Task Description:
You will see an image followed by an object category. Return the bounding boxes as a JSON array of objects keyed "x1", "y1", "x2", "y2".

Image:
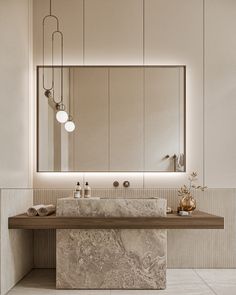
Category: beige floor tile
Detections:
[
  {"x1": 167, "y1": 269, "x2": 204, "y2": 285},
  {"x1": 208, "y1": 284, "x2": 236, "y2": 295},
  {"x1": 195, "y1": 269, "x2": 236, "y2": 284},
  {"x1": 195, "y1": 269, "x2": 236, "y2": 295},
  {"x1": 110, "y1": 292, "x2": 151, "y2": 295},
  {"x1": 10, "y1": 289, "x2": 112, "y2": 295},
  {"x1": 7, "y1": 269, "x2": 111, "y2": 295},
  {"x1": 15, "y1": 268, "x2": 56, "y2": 289},
  {"x1": 7, "y1": 269, "x2": 221, "y2": 295},
  {"x1": 110, "y1": 283, "x2": 214, "y2": 295},
  {"x1": 110, "y1": 270, "x2": 215, "y2": 295},
  {"x1": 162, "y1": 283, "x2": 214, "y2": 295}
]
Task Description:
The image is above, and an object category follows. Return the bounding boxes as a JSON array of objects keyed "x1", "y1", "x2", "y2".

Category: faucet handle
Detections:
[
  {"x1": 113, "y1": 181, "x2": 119, "y2": 188},
  {"x1": 123, "y1": 181, "x2": 130, "y2": 188}
]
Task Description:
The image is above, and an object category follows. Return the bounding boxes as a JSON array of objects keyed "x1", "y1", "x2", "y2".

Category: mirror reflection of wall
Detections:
[{"x1": 37, "y1": 66, "x2": 185, "y2": 172}]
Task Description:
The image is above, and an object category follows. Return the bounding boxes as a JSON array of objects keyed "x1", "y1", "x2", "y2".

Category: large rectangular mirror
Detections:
[{"x1": 37, "y1": 66, "x2": 186, "y2": 172}]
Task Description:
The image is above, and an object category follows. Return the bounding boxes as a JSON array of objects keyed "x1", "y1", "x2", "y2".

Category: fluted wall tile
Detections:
[
  {"x1": 33, "y1": 188, "x2": 236, "y2": 268},
  {"x1": 34, "y1": 230, "x2": 56, "y2": 268}
]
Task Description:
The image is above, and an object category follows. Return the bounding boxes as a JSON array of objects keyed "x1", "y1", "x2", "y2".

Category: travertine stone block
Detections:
[{"x1": 56, "y1": 198, "x2": 167, "y2": 289}]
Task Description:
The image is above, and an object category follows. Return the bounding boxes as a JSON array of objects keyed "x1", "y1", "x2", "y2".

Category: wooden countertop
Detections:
[{"x1": 8, "y1": 211, "x2": 224, "y2": 229}]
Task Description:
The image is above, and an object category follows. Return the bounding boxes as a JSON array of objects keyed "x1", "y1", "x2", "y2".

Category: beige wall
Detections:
[
  {"x1": 205, "y1": 0, "x2": 236, "y2": 187},
  {"x1": 32, "y1": 0, "x2": 236, "y2": 188},
  {"x1": 0, "y1": 0, "x2": 32, "y2": 188},
  {"x1": 0, "y1": 2, "x2": 33, "y2": 294},
  {"x1": 0, "y1": 189, "x2": 33, "y2": 295},
  {"x1": 33, "y1": 0, "x2": 204, "y2": 188}
]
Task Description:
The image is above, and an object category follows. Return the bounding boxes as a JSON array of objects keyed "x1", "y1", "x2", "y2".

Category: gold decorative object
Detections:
[
  {"x1": 178, "y1": 193, "x2": 196, "y2": 212},
  {"x1": 177, "y1": 172, "x2": 207, "y2": 212}
]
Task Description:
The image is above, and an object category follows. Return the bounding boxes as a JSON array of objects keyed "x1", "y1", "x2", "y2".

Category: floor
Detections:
[{"x1": 7, "y1": 269, "x2": 236, "y2": 295}]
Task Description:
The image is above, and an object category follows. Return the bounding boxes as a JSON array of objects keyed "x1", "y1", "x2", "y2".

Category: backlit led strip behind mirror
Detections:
[{"x1": 37, "y1": 65, "x2": 186, "y2": 173}]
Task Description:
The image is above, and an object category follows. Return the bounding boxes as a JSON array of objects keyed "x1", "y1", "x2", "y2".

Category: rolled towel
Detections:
[
  {"x1": 27, "y1": 204, "x2": 45, "y2": 216},
  {"x1": 37, "y1": 204, "x2": 56, "y2": 216}
]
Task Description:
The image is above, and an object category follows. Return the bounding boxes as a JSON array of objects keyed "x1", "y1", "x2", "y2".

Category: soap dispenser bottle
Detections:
[
  {"x1": 74, "y1": 182, "x2": 82, "y2": 198},
  {"x1": 84, "y1": 182, "x2": 91, "y2": 198}
]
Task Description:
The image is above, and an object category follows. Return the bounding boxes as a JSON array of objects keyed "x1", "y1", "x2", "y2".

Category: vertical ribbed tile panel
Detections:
[
  {"x1": 34, "y1": 230, "x2": 56, "y2": 268},
  {"x1": 168, "y1": 189, "x2": 236, "y2": 268},
  {"x1": 34, "y1": 189, "x2": 73, "y2": 205},
  {"x1": 33, "y1": 188, "x2": 236, "y2": 268},
  {"x1": 33, "y1": 189, "x2": 74, "y2": 268}
]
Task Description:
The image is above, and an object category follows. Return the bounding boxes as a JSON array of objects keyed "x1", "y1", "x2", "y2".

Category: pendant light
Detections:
[
  {"x1": 65, "y1": 118, "x2": 75, "y2": 132},
  {"x1": 56, "y1": 103, "x2": 68, "y2": 123},
  {"x1": 56, "y1": 108, "x2": 68, "y2": 123},
  {"x1": 65, "y1": 68, "x2": 75, "y2": 132},
  {"x1": 42, "y1": 0, "x2": 68, "y2": 123}
]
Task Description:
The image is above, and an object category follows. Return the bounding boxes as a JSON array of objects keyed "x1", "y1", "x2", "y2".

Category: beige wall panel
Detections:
[
  {"x1": 145, "y1": 67, "x2": 180, "y2": 171},
  {"x1": 84, "y1": 172, "x2": 144, "y2": 188},
  {"x1": 33, "y1": 0, "x2": 236, "y2": 190},
  {"x1": 144, "y1": 0, "x2": 203, "y2": 186},
  {"x1": 73, "y1": 68, "x2": 109, "y2": 171},
  {"x1": 1, "y1": 189, "x2": 33, "y2": 295},
  {"x1": 0, "y1": 0, "x2": 31, "y2": 188},
  {"x1": 205, "y1": 0, "x2": 236, "y2": 187},
  {"x1": 33, "y1": 0, "x2": 202, "y2": 188},
  {"x1": 33, "y1": 172, "x2": 84, "y2": 189},
  {"x1": 110, "y1": 68, "x2": 144, "y2": 171},
  {"x1": 33, "y1": 0, "x2": 83, "y2": 65},
  {"x1": 84, "y1": 0, "x2": 143, "y2": 64}
]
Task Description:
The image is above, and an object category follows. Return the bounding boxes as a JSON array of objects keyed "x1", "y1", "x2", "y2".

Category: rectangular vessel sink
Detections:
[{"x1": 56, "y1": 197, "x2": 166, "y2": 217}]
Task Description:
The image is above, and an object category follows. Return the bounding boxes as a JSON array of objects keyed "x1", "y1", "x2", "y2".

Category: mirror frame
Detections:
[{"x1": 36, "y1": 65, "x2": 186, "y2": 173}]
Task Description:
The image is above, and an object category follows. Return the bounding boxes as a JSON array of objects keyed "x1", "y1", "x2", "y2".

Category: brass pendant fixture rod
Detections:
[
  {"x1": 52, "y1": 29, "x2": 64, "y2": 104},
  {"x1": 42, "y1": 0, "x2": 65, "y2": 107},
  {"x1": 42, "y1": 0, "x2": 59, "y2": 92},
  {"x1": 64, "y1": 67, "x2": 76, "y2": 132},
  {"x1": 68, "y1": 68, "x2": 71, "y2": 117}
]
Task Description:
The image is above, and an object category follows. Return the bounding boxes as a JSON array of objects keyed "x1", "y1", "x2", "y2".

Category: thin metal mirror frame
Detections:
[{"x1": 37, "y1": 65, "x2": 186, "y2": 173}]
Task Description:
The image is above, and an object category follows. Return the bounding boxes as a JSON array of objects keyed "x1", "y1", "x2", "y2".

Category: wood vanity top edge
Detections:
[{"x1": 8, "y1": 211, "x2": 224, "y2": 229}]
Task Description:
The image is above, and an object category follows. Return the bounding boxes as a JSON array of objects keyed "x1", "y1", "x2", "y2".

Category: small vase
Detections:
[{"x1": 178, "y1": 193, "x2": 196, "y2": 212}]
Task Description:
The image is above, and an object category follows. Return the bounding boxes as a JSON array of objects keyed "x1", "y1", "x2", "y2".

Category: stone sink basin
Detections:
[{"x1": 56, "y1": 197, "x2": 167, "y2": 217}]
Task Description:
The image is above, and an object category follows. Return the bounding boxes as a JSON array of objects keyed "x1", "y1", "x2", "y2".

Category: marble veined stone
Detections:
[
  {"x1": 57, "y1": 197, "x2": 166, "y2": 217},
  {"x1": 57, "y1": 228, "x2": 166, "y2": 289},
  {"x1": 56, "y1": 198, "x2": 167, "y2": 289}
]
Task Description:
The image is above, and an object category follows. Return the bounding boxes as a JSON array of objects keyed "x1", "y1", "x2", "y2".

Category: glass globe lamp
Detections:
[
  {"x1": 56, "y1": 103, "x2": 68, "y2": 123},
  {"x1": 65, "y1": 120, "x2": 75, "y2": 132}
]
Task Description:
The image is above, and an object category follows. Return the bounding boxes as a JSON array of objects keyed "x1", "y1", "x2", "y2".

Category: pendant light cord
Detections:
[
  {"x1": 69, "y1": 68, "x2": 71, "y2": 118},
  {"x1": 42, "y1": 0, "x2": 64, "y2": 106},
  {"x1": 52, "y1": 30, "x2": 64, "y2": 104},
  {"x1": 42, "y1": 0, "x2": 59, "y2": 93},
  {"x1": 49, "y1": 0, "x2": 52, "y2": 16}
]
